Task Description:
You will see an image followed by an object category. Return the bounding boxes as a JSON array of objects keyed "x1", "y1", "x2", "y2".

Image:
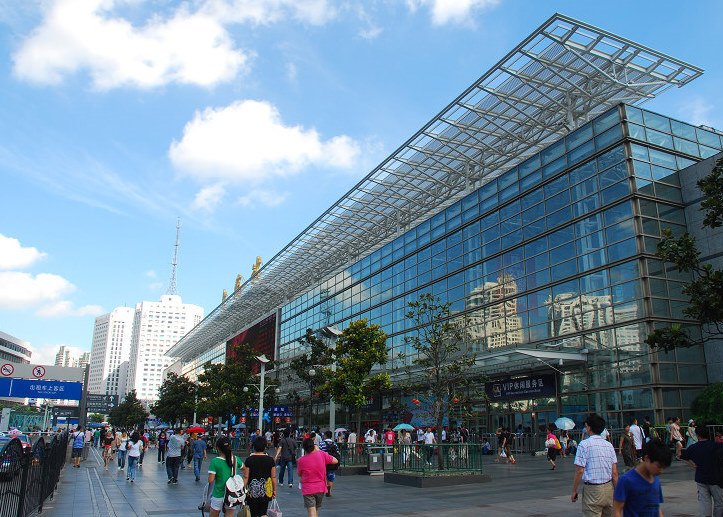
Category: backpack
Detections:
[
  {"x1": 223, "y1": 457, "x2": 246, "y2": 508},
  {"x1": 323, "y1": 441, "x2": 341, "y2": 471}
]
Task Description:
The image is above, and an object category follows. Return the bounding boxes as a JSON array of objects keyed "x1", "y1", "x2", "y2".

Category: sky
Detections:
[{"x1": 1, "y1": 0, "x2": 722, "y2": 366}]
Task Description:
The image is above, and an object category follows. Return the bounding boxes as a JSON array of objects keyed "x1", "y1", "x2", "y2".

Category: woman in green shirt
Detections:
[{"x1": 207, "y1": 436, "x2": 243, "y2": 517}]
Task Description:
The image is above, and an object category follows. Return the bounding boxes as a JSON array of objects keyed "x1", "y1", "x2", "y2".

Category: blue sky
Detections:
[{"x1": 1, "y1": 0, "x2": 721, "y2": 365}]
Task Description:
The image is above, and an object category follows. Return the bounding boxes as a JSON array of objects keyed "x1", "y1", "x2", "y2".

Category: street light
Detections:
[
  {"x1": 318, "y1": 326, "x2": 341, "y2": 431},
  {"x1": 308, "y1": 368, "x2": 316, "y2": 430},
  {"x1": 243, "y1": 355, "x2": 280, "y2": 432}
]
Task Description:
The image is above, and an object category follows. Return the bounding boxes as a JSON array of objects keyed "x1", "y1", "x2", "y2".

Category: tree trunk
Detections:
[{"x1": 436, "y1": 400, "x2": 444, "y2": 470}]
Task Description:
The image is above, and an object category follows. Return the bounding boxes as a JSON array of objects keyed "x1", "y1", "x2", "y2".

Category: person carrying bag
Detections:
[{"x1": 207, "y1": 436, "x2": 245, "y2": 517}]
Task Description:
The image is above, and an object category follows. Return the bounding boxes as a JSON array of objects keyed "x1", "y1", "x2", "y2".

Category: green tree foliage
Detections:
[
  {"x1": 404, "y1": 293, "x2": 477, "y2": 450},
  {"x1": 150, "y1": 372, "x2": 198, "y2": 426},
  {"x1": 646, "y1": 158, "x2": 723, "y2": 351},
  {"x1": 323, "y1": 319, "x2": 391, "y2": 434},
  {"x1": 108, "y1": 390, "x2": 149, "y2": 430},
  {"x1": 690, "y1": 382, "x2": 723, "y2": 423},
  {"x1": 196, "y1": 342, "x2": 256, "y2": 430},
  {"x1": 288, "y1": 329, "x2": 334, "y2": 424},
  {"x1": 88, "y1": 413, "x2": 105, "y2": 423}
]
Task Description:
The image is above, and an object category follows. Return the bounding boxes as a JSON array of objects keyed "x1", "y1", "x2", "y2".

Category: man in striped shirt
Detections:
[{"x1": 571, "y1": 413, "x2": 619, "y2": 516}]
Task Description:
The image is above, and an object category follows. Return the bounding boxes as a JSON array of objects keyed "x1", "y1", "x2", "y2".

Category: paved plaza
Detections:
[{"x1": 41, "y1": 446, "x2": 701, "y2": 516}]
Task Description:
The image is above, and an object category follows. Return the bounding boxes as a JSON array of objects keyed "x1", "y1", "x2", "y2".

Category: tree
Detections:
[
  {"x1": 288, "y1": 329, "x2": 334, "y2": 428},
  {"x1": 690, "y1": 382, "x2": 723, "y2": 423},
  {"x1": 323, "y1": 319, "x2": 391, "y2": 435},
  {"x1": 404, "y1": 293, "x2": 477, "y2": 452},
  {"x1": 646, "y1": 157, "x2": 723, "y2": 351},
  {"x1": 88, "y1": 413, "x2": 105, "y2": 423},
  {"x1": 151, "y1": 372, "x2": 197, "y2": 426},
  {"x1": 196, "y1": 342, "x2": 257, "y2": 431},
  {"x1": 108, "y1": 390, "x2": 149, "y2": 429}
]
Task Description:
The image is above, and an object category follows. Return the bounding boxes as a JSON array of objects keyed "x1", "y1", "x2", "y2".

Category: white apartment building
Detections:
[
  {"x1": 127, "y1": 295, "x2": 203, "y2": 403},
  {"x1": 89, "y1": 307, "x2": 134, "y2": 397},
  {"x1": 55, "y1": 346, "x2": 91, "y2": 369}
]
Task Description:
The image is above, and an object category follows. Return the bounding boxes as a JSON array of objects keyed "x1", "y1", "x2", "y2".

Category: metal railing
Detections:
[
  {"x1": 391, "y1": 443, "x2": 484, "y2": 473},
  {"x1": 0, "y1": 431, "x2": 68, "y2": 517}
]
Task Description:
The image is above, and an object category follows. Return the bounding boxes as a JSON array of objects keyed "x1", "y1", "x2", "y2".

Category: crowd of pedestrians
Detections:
[{"x1": 64, "y1": 417, "x2": 722, "y2": 517}]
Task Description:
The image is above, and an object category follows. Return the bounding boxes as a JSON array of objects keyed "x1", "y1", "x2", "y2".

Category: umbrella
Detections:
[
  {"x1": 393, "y1": 423, "x2": 415, "y2": 432},
  {"x1": 187, "y1": 425, "x2": 205, "y2": 434},
  {"x1": 554, "y1": 417, "x2": 576, "y2": 431},
  {"x1": 334, "y1": 428, "x2": 347, "y2": 434}
]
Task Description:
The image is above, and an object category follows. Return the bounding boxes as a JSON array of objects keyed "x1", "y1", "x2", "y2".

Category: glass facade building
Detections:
[
  {"x1": 168, "y1": 15, "x2": 720, "y2": 432},
  {"x1": 271, "y1": 104, "x2": 721, "y2": 430}
]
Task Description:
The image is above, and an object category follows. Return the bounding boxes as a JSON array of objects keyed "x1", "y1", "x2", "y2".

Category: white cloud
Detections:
[
  {"x1": 202, "y1": 0, "x2": 337, "y2": 26},
  {"x1": 237, "y1": 189, "x2": 289, "y2": 208},
  {"x1": 406, "y1": 0, "x2": 499, "y2": 25},
  {"x1": 0, "y1": 272, "x2": 75, "y2": 309},
  {"x1": 359, "y1": 25, "x2": 383, "y2": 40},
  {"x1": 13, "y1": 0, "x2": 249, "y2": 89},
  {"x1": 192, "y1": 184, "x2": 226, "y2": 213},
  {"x1": 169, "y1": 100, "x2": 360, "y2": 183},
  {"x1": 0, "y1": 234, "x2": 47, "y2": 270},
  {"x1": 145, "y1": 270, "x2": 157, "y2": 279},
  {"x1": 286, "y1": 62, "x2": 298, "y2": 83},
  {"x1": 148, "y1": 281, "x2": 164, "y2": 292},
  {"x1": 36, "y1": 301, "x2": 105, "y2": 318},
  {"x1": 678, "y1": 97, "x2": 717, "y2": 127}
]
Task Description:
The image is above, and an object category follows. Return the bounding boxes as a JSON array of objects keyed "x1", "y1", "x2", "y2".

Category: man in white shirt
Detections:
[
  {"x1": 571, "y1": 414, "x2": 619, "y2": 516},
  {"x1": 347, "y1": 431, "x2": 357, "y2": 444},
  {"x1": 423, "y1": 427, "x2": 436, "y2": 465},
  {"x1": 628, "y1": 418, "x2": 645, "y2": 460}
]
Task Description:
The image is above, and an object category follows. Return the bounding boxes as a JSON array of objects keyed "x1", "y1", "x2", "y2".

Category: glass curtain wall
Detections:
[{"x1": 275, "y1": 104, "x2": 721, "y2": 428}]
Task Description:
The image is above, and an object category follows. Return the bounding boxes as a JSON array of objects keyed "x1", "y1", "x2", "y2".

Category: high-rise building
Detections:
[
  {"x1": 54, "y1": 345, "x2": 91, "y2": 369},
  {"x1": 0, "y1": 331, "x2": 32, "y2": 364},
  {"x1": 89, "y1": 307, "x2": 134, "y2": 397},
  {"x1": 127, "y1": 295, "x2": 203, "y2": 402},
  {"x1": 78, "y1": 352, "x2": 90, "y2": 369},
  {"x1": 54, "y1": 345, "x2": 71, "y2": 367}
]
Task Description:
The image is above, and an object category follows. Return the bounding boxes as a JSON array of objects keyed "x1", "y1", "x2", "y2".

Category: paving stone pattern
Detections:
[{"x1": 42, "y1": 446, "x2": 700, "y2": 516}]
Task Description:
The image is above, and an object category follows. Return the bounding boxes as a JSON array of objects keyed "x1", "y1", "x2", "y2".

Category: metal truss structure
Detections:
[{"x1": 167, "y1": 13, "x2": 702, "y2": 362}]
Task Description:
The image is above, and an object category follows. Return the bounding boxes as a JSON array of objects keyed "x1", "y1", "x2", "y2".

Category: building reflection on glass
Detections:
[{"x1": 466, "y1": 273, "x2": 523, "y2": 351}]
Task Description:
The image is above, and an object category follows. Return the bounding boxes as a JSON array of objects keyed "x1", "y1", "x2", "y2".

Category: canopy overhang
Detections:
[{"x1": 168, "y1": 13, "x2": 702, "y2": 362}]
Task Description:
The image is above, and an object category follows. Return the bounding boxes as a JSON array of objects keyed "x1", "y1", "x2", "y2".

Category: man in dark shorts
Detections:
[{"x1": 71, "y1": 425, "x2": 85, "y2": 468}]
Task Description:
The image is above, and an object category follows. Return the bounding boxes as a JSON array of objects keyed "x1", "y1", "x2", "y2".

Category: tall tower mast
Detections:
[{"x1": 166, "y1": 218, "x2": 180, "y2": 295}]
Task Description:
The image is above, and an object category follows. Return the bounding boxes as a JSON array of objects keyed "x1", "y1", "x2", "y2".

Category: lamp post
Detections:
[
  {"x1": 243, "y1": 355, "x2": 279, "y2": 432},
  {"x1": 308, "y1": 368, "x2": 316, "y2": 430},
  {"x1": 319, "y1": 326, "x2": 342, "y2": 432}
]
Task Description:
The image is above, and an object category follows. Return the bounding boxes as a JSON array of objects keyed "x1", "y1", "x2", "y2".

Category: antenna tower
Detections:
[{"x1": 166, "y1": 218, "x2": 180, "y2": 295}]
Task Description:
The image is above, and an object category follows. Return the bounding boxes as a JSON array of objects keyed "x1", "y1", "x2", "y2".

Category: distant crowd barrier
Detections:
[{"x1": 0, "y1": 431, "x2": 68, "y2": 517}]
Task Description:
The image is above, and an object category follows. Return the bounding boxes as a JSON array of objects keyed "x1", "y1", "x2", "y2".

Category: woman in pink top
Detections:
[{"x1": 296, "y1": 438, "x2": 338, "y2": 517}]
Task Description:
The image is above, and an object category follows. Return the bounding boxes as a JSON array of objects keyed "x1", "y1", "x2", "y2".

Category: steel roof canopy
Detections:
[{"x1": 167, "y1": 13, "x2": 703, "y2": 362}]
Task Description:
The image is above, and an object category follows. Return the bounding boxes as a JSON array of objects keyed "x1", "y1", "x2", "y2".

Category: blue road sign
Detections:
[{"x1": 0, "y1": 378, "x2": 83, "y2": 400}]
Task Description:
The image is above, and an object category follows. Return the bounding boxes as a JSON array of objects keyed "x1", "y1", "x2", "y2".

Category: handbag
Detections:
[
  {"x1": 544, "y1": 438, "x2": 555, "y2": 448},
  {"x1": 267, "y1": 498, "x2": 283, "y2": 517},
  {"x1": 197, "y1": 482, "x2": 213, "y2": 513}
]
